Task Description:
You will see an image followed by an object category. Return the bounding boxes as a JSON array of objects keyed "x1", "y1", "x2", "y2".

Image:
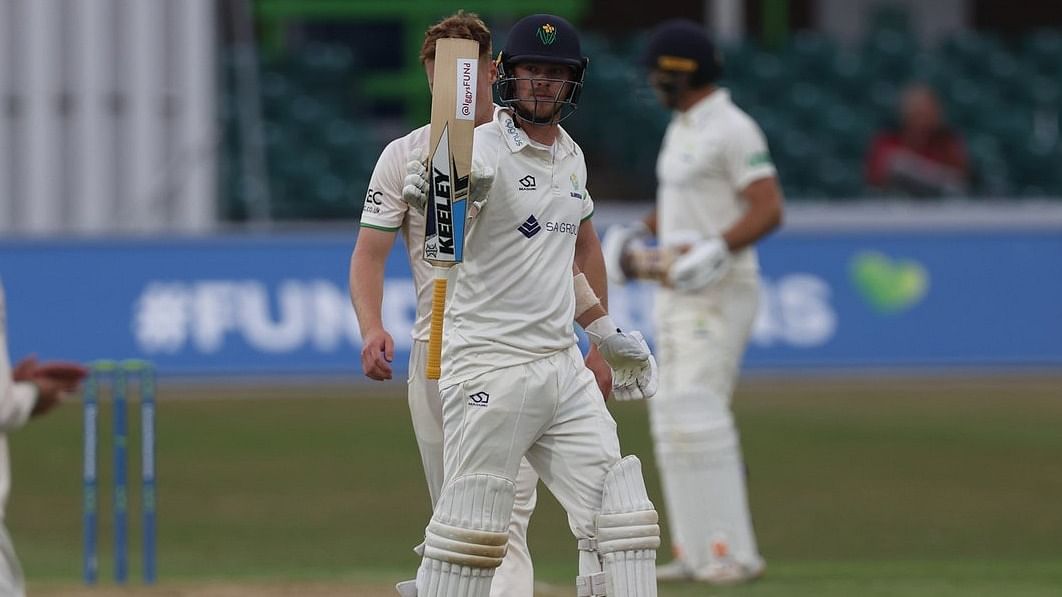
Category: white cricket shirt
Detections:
[
  {"x1": 656, "y1": 88, "x2": 776, "y2": 272},
  {"x1": 440, "y1": 107, "x2": 594, "y2": 386},
  {"x1": 358, "y1": 125, "x2": 434, "y2": 341}
]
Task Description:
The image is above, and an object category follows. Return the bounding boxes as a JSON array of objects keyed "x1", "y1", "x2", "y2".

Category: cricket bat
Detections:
[{"x1": 424, "y1": 38, "x2": 479, "y2": 380}]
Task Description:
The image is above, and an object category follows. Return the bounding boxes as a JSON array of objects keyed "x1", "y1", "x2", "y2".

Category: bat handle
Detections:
[{"x1": 426, "y1": 268, "x2": 448, "y2": 380}]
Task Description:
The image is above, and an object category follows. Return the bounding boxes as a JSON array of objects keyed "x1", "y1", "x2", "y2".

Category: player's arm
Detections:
[
  {"x1": 349, "y1": 227, "x2": 400, "y2": 381},
  {"x1": 722, "y1": 175, "x2": 783, "y2": 251},
  {"x1": 572, "y1": 268, "x2": 657, "y2": 401},
  {"x1": 351, "y1": 137, "x2": 408, "y2": 381}
]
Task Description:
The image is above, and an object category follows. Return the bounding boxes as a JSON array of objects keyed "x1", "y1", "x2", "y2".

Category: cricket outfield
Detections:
[{"x1": 12, "y1": 375, "x2": 1062, "y2": 596}]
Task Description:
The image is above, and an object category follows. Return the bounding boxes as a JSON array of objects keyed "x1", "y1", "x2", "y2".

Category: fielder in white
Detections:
[
  {"x1": 349, "y1": 12, "x2": 613, "y2": 597},
  {"x1": 602, "y1": 19, "x2": 784, "y2": 586},
  {"x1": 400, "y1": 14, "x2": 661, "y2": 597},
  {"x1": 0, "y1": 281, "x2": 86, "y2": 596}
]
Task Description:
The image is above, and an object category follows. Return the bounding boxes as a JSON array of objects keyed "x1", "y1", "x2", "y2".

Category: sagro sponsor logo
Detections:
[
  {"x1": 518, "y1": 175, "x2": 536, "y2": 190},
  {"x1": 518, "y1": 215, "x2": 542, "y2": 238},
  {"x1": 468, "y1": 391, "x2": 490, "y2": 407},
  {"x1": 545, "y1": 220, "x2": 578, "y2": 236}
]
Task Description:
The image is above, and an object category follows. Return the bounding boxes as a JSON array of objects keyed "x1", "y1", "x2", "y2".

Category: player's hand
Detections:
[
  {"x1": 584, "y1": 345, "x2": 613, "y2": 400},
  {"x1": 467, "y1": 167, "x2": 495, "y2": 220},
  {"x1": 401, "y1": 150, "x2": 429, "y2": 215},
  {"x1": 668, "y1": 235, "x2": 731, "y2": 292},
  {"x1": 610, "y1": 331, "x2": 658, "y2": 401},
  {"x1": 12, "y1": 355, "x2": 38, "y2": 382},
  {"x1": 360, "y1": 328, "x2": 395, "y2": 381},
  {"x1": 584, "y1": 317, "x2": 656, "y2": 400},
  {"x1": 601, "y1": 222, "x2": 650, "y2": 284},
  {"x1": 27, "y1": 359, "x2": 87, "y2": 417}
]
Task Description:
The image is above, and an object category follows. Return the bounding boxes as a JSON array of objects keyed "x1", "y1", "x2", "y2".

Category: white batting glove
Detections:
[
  {"x1": 466, "y1": 167, "x2": 495, "y2": 220},
  {"x1": 402, "y1": 150, "x2": 494, "y2": 221},
  {"x1": 601, "y1": 222, "x2": 650, "y2": 284},
  {"x1": 668, "y1": 235, "x2": 731, "y2": 292},
  {"x1": 401, "y1": 150, "x2": 429, "y2": 215},
  {"x1": 585, "y1": 316, "x2": 657, "y2": 400},
  {"x1": 611, "y1": 331, "x2": 658, "y2": 400}
]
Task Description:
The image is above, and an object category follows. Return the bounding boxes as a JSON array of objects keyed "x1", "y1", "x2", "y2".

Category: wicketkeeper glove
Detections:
[
  {"x1": 601, "y1": 222, "x2": 651, "y2": 284},
  {"x1": 668, "y1": 235, "x2": 731, "y2": 292},
  {"x1": 585, "y1": 316, "x2": 658, "y2": 400},
  {"x1": 401, "y1": 150, "x2": 495, "y2": 219}
]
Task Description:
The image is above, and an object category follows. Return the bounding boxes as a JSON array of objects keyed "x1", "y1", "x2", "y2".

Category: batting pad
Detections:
[
  {"x1": 419, "y1": 474, "x2": 515, "y2": 597},
  {"x1": 594, "y1": 456, "x2": 660, "y2": 597}
]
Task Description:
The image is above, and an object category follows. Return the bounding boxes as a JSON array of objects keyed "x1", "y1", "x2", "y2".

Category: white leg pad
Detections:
[
  {"x1": 579, "y1": 456, "x2": 660, "y2": 597},
  {"x1": 418, "y1": 474, "x2": 515, "y2": 597}
]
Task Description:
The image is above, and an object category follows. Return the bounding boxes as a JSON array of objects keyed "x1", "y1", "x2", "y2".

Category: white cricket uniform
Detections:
[
  {"x1": 359, "y1": 123, "x2": 538, "y2": 596},
  {"x1": 651, "y1": 89, "x2": 776, "y2": 572},
  {"x1": 436, "y1": 106, "x2": 618, "y2": 541},
  {"x1": 0, "y1": 282, "x2": 36, "y2": 597}
]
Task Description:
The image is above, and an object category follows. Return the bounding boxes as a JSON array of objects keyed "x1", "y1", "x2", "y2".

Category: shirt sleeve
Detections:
[
  {"x1": 580, "y1": 163, "x2": 594, "y2": 221},
  {"x1": 359, "y1": 138, "x2": 410, "y2": 231},
  {"x1": 723, "y1": 117, "x2": 777, "y2": 191}
]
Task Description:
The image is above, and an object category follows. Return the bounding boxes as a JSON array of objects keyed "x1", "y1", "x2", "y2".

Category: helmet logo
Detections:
[{"x1": 537, "y1": 23, "x2": 557, "y2": 45}]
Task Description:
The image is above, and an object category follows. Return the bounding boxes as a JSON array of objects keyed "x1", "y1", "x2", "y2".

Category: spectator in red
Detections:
[{"x1": 866, "y1": 83, "x2": 969, "y2": 197}]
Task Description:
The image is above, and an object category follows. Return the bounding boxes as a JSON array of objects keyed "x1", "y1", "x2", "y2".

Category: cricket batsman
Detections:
[
  {"x1": 602, "y1": 19, "x2": 785, "y2": 585},
  {"x1": 400, "y1": 14, "x2": 661, "y2": 597}
]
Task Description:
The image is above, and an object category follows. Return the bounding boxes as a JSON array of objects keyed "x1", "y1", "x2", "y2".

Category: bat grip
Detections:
[{"x1": 426, "y1": 269, "x2": 448, "y2": 380}]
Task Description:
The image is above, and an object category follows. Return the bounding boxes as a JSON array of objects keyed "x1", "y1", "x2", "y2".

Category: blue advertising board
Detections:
[{"x1": 2, "y1": 229, "x2": 1060, "y2": 377}]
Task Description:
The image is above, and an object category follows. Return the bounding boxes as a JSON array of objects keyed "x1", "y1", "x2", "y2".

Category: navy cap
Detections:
[{"x1": 644, "y1": 19, "x2": 723, "y2": 84}]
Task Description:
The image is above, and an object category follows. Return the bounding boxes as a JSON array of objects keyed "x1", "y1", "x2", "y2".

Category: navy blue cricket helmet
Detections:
[
  {"x1": 643, "y1": 19, "x2": 723, "y2": 86},
  {"x1": 495, "y1": 14, "x2": 589, "y2": 124}
]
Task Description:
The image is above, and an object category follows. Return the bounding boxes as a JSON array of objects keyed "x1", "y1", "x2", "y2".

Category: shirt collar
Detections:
[
  {"x1": 678, "y1": 87, "x2": 730, "y2": 126},
  {"x1": 495, "y1": 106, "x2": 576, "y2": 157}
]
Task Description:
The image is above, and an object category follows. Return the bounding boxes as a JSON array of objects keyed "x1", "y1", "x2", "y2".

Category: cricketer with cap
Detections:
[{"x1": 602, "y1": 18, "x2": 785, "y2": 586}]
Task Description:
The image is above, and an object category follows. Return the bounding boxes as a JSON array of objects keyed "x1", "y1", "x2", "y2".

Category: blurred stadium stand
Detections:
[{"x1": 218, "y1": 5, "x2": 1061, "y2": 221}]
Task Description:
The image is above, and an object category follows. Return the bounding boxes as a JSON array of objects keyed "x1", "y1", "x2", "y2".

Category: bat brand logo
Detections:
[
  {"x1": 518, "y1": 215, "x2": 542, "y2": 238},
  {"x1": 424, "y1": 125, "x2": 468, "y2": 262},
  {"x1": 431, "y1": 167, "x2": 455, "y2": 256},
  {"x1": 518, "y1": 175, "x2": 536, "y2": 190},
  {"x1": 537, "y1": 23, "x2": 557, "y2": 46},
  {"x1": 468, "y1": 391, "x2": 490, "y2": 406}
]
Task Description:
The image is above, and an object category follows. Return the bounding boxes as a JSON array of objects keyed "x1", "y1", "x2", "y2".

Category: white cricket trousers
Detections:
[
  {"x1": 650, "y1": 271, "x2": 763, "y2": 569},
  {"x1": 408, "y1": 340, "x2": 538, "y2": 596},
  {"x1": 0, "y1": 523, "x2": 25, "y2": 597},
  {"x1": 439, "y1": 344, "x2": 623, "y2": 544}
]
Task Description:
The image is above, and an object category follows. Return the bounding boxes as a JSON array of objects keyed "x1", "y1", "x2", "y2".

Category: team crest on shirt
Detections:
[{"x1": 569, "y1": 172, "x2": 586, "y2": 199}]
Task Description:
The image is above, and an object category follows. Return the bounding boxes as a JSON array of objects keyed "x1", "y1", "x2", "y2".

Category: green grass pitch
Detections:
[{"x1": 10, "y1": 375, "x2": 1062, "y2": 596}]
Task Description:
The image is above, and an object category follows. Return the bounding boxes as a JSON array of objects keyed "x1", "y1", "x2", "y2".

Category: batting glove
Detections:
[
  {"x1": 611, "y1": 331, "x2": 658, "y2": 401},
  {"x1": 585, "y1": 316, "x2": 658, "y2": 400},
  {"x1": 601, "y1": 222, "x2": 650, "y2": 284},
  {"x1": 668, "y1": 235, "x2": 731, "y2": 292},
  {"x1": 401, "y1": 150, "x2": 429, "y2": 215},
  {"x1": 466, "y1": 167, "x2": 495, "y2": 220},
  {"x1": 402, "y1": 151, "x2": 495, "y2": 221}
]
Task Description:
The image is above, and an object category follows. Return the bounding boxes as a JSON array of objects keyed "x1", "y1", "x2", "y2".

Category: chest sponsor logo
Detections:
[
  {"x1": 545, "y1": 221, "x2": 578, "y2": 235},
  {"x1": 518, "y1": 215, "x2": 542, "y2": 238},
  {"x1": 468, "y1": 391, "x2": 490, "y2": 407},
  {"x1": 518, "y1": 175, "x2": 536, "y2": 190}
]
